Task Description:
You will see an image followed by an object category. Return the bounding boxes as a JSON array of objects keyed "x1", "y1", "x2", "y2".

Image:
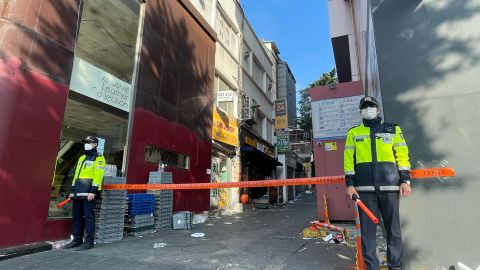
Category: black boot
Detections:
[
  {"x1": 75, "y1": 241, "x2": 94, "y2": 251},
  {"x1": 62, "y1": 240, "x2": 83, "y2": 249}
]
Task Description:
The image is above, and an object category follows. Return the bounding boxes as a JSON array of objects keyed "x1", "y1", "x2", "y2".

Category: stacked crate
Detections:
[
  {"x1": 125, "y1": 194, "x2": 155, "y2": 236},
  {"x1": 172, "y1": 211, "x2": 193, "y2": 230},
  {"x1": 147, "y1": 171, "x2": 173, "y2": 230},
  {"x1": 94, "y1": 177, "x2": 127, "y2": 244}
]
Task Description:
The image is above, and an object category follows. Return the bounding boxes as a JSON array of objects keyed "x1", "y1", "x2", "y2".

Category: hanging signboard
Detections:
[
  {"x1": 312, "y1": 95, "x2": 363, "y2": 140},
  {"x1": 274, "y1": 98, "x2": 288, "y2": 130},
  {"x1": 276, "y1": 134, "x2": 290, "y2": 153},
  {"x1": 212, "y1": 106, "x2": 239, "y2": 147},
  {"x1": 217, "y1": 91, "x2": 235, "y2": 102}
]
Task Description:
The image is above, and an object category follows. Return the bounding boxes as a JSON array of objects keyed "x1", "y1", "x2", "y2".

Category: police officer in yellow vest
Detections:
[
  {"x1": 344, "y1": 97, "x2": 412, "y2": 270},
  {"x1": 63, "y1": 136, "x2": 105, "y2": 251}
]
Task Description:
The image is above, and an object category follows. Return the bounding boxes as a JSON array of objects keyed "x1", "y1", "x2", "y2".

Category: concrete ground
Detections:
[{"x1": 0, "y1": 192, "x2": 356, "y2": 270}]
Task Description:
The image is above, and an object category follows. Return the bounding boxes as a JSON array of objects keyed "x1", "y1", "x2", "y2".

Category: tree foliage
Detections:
[{"x1": 297, "y1": 68, "x2": 337, "y2": 132}]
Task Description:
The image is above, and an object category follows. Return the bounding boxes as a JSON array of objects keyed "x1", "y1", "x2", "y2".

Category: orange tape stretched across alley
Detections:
[{"x1": 102, "y1": 167, "x2": 455, "y2": 190}]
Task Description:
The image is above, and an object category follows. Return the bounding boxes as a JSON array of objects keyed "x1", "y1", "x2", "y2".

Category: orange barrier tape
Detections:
[
  {"x1": 103, "y1": 176, "x2": 346, "y2": 190},
  {"x1": 102, "y1": 167, "x2": 455, "y2": 190},
  {"x1": 410, "y1": 167, "x2": 455, "y2": 178}
]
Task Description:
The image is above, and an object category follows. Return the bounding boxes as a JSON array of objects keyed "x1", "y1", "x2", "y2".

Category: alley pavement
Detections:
[{"x1": 0, "y1": 192, "x2": 356, "y2": 270}]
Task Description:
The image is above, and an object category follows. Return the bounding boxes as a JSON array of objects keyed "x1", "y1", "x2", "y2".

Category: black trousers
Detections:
[
  {"x1": 72, "y1": 198, "x2": 95, "y2": 244},
  {"x1": 358, "y1": 192, "x2": 403, "y2": 270}
]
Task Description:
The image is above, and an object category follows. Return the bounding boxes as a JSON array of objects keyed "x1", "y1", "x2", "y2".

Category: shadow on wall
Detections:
[
  {"x1": 136, "y1": 0, "x2": 214, "y2": 141},
  {"x1": 373, "y1": 0, "x2": 480, "y2": 267},
  {"x1": 7, "y1": 0, "x2": 80, "y2": 84},
  {"x1": 373, "y1": 0, "x2": 480, "y2": 188},
  {"x1": 0, "y1": 1, "x2": 80, "y2": 247}
]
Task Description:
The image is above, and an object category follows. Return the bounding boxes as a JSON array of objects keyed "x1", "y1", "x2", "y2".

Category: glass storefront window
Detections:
[
  {"x1": 145, "y1": 145, "x2": 190, "y2": 170},
  {"x1": 210, "y1": 153, "x2": 230, "y2": 209},
  {"x1": 48, "y1": 0, "x2": 142, "y2": 219}
]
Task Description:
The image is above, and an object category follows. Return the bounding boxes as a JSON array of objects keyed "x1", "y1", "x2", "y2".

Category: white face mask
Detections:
[
  {"x1": 84, "y1": 143, "x2": 93, "y2": 151},
  {"x1": 360, "y1": 107, "x2": 378, "y2": 120}
]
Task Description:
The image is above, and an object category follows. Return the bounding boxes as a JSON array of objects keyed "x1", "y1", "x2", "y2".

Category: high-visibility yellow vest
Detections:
[
  {"x1": 344, "y1": 121, "x2": 410, "y2": 191},
  {"x1": 71, "y1": 154, "x2": 106, "y2": 195}
]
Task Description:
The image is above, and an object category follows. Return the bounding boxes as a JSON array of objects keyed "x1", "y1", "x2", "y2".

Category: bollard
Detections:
[{"x1": 354, "y1": 203, "x2": 366, "y2": 270}]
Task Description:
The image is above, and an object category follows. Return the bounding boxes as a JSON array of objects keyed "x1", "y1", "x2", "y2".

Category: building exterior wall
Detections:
[
  {"x1": 329, "y1": 0, "x2": 480, "y2": 267},
  {"x1": 127, "y1": 0, "x2": 216, "y2": 213},
  {"x1": 0, "y1": 0, "x2": 216, "y2": 248},
  {"x1": 276, "y1": 61, "x2": 296, "y2": 127},
  {"x1": 328, "y1": 0, "x2": 382, "y2": 105},
  {"x1": 0, "y1": 0, "x2": 80, "y2": 249},
  {"x1": 188, "y1": 0, "x2": 243, "y2": 214},
  {"x1": 241, "y1": 18, "x2": 275, "y2": 143},
  {"x1": 372, "y1": 0, "x2": 480, "y2": 268}
]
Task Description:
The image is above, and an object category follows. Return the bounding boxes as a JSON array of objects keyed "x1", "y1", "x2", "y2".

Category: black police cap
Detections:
[
  {"x1": 359, "y1": 96, "x2": 379, "y2": 109},
  {"x1": 82, "y1": 136, "x2": 99, "y2": 144}
]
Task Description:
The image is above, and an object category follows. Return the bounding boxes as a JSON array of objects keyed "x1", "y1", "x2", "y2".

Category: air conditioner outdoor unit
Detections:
[{"x1": 241, "y1": 96, "x2": 257, "y2": 125}]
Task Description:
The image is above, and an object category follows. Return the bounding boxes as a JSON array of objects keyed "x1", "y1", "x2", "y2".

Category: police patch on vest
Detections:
[
  {"x1": 84, "y1": 161, "x2": 94, "y2": 168},
  {"x1": 376, "y1": 133, "x2": 394, "y2": 144},
  {"x1": 355, "y1": 138, "x2": 364, "y2": 142}
]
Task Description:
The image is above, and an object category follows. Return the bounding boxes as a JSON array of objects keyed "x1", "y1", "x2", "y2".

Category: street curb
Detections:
[{"x1": 0, "y1": 242, "x2": 52, "y2": 261}]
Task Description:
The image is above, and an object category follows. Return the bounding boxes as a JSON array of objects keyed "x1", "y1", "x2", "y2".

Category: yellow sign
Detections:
[
  {"x1": 274, "y1": 99, "x2": 288, "y2": 130},
  {"x1": 212, "y1": 107, "x2": 239, "y2": 147},
  {"x1": 244, "y1": 137, "x2": 256, "y2": 147},
  {"x1": 218, "y1": 188, "x2": 229, "y2": 208},
  {"x1": 275, "y1": 115, "x2": 288, "y2": 130},
  {"x1": 243, "y1": 136, "x2": 275, "y2": 158},
  {"x1": 325, "y1": 142, "x2": 337, "y2": 151}
]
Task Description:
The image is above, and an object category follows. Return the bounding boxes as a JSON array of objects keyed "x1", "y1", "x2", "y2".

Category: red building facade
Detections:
[{"x1": 0, "y1": 0, "x2": 216, "y2": 249}]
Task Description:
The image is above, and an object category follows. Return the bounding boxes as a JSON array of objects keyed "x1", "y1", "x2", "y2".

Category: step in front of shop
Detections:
[{"x1": 0, "y1": 242, "x2": 52, "y2": 261}]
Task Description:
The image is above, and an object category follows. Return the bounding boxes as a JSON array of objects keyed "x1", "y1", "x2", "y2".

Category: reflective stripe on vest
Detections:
[{"x1": 355, "y1": 186, "x2": 400, "y2": 192}]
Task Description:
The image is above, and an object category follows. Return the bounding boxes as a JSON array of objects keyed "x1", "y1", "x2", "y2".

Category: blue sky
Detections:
[{"x1": 241, "y1": 0, "x2": 335, "y2": 97}]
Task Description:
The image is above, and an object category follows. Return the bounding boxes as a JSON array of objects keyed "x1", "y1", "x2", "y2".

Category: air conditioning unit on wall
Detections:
[{"x1": 241, "y1": 95, "x2": 258, "y2": 125}]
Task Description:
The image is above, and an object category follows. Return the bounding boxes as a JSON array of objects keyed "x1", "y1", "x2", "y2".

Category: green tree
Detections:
[{"x1": 297, "y1": 68, "x2": 337, "y2": 132}]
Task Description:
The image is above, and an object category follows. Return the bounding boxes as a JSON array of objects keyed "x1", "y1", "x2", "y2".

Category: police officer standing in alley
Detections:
[
  {"x1": 344, "y1": 97, "x2": 412, "y2": 270},
  {"x1": 63, "y1": 136, "x2": 105, "y2": 251}
]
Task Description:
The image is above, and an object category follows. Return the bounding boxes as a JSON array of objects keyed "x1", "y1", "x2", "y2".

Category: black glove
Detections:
[
  {"x1": 89, "y1": 186, "x2": 99, "y2": 194},
  {"x1": 399, "y1": 170, "x2": 410, "y2": 182},
  {"x1": 345, "y1": 175, "x2": 355, "y2": 187}
]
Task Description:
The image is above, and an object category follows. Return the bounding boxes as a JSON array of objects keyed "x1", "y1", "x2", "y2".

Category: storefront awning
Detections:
[{"x1": 241, "y1": 146, "x2": 283, "y2": 167}]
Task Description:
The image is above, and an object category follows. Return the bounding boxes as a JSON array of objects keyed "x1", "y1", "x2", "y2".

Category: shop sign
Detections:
[
  {"x1": 243, "y1": 136, "x2": 274, "y2": 158},
  {"x1": 212, "y1": 106, "x2": 239, "y2": 147},
  {"x1": 274, "y1": 99, "x2": 288, "y2": 130},
  {"x1": 70, "y1": 57, "x2": 132, "y2": 112},
  {"x1": 244, "y1": 136, "x2": 256, "y2": 147},
  {"x1": 277, "y1": 134, "x2": 289, "y2": 153},
  {"x1": 217, "y1": 91, "x2": 235, "y2": 102}
]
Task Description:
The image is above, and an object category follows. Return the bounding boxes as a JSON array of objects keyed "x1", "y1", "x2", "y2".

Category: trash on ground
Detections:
[
  {"x1": 302, "y1": 225, "x2": 328, "y2": 238},
  {"x1": 224, "y1": 222, "x2": 232, "y2": 225},
  {"x1": 193, "y1": 211, "x2": 209, "y2": 224},
  {"x1": 191, "y1": 233, "x2": 205, "y2": 238},
  {"x1": 322, "y1": 233, "x2": 333, "y2": 242},
  {"x1": 305, "y1": 190, "x2": 313, "y2": 194},
  {"x1": 153, "y1": 242, "x2": 167, "y2": 248}
]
